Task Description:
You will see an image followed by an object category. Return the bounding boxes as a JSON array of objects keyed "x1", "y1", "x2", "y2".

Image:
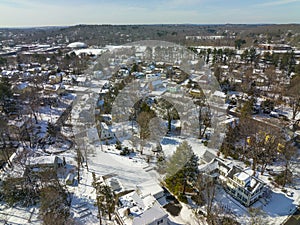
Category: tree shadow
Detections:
[
  {"x1": 259, "y1": 190, "x2": 297, "y2": 217},
  {"x1": 161, "y1": 137, "x2": 179, "y2": 145}
]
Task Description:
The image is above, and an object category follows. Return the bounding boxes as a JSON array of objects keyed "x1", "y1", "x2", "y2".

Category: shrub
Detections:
[
  {"x1": 202, "y1": 140, "x2": 208, "y2": 146},
  {"x1": 191, "y1": 193, "x2": 204, "y2": 205},
  {"x1": 231, "y1": 152, "x2": 239, "y2": 160},
  {"x1": 245, "y1": 160, "x2": 251, "y2": 167},
  {"x1": 115, "y1": 143, "x2": 122, "y2": 150},
  {"x1": 281, "y1": 188, "x2": 287, "y2": 193},
  {"x1": 178, "y1": 193, "x2": 188, "y2": 204},
  {"x1": 120, "y1": 147, "x2": 131, "y2": 156},
  {"x1": 274, "y1": 170, "x2": 293, "y2": 187}
]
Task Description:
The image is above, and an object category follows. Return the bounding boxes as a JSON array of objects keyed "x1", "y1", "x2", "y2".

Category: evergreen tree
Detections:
[
  {"x1": 0, "y1": 76, "x2": 12, "y2": 113},
  {"x1": 234, "y1": 39, "x2": 246, "y2": 50},
  {"x1": 92, "y1": 173, "x2": 116, "y2": 223},
  {"x1": 165, "y1": 141, "x2": 198, "y2": 198},
  {"x1": 286, "y1": 75, "x2": 300, "y2": 120}
]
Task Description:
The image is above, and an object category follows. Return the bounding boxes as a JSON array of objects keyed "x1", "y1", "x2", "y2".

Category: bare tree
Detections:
[
  {"x1": 286, "y1": 75, "x2": 300, "y2": 121},
  {"x1": 195, "y1": 98, "x2": 211, "y2": 139},
  {"x1": 264, "y1": 65, "x2": 277, "y2": 92},
  {"x1": 277, "y1": 141, "x2": 298, "y2": 187},
  {"x1": 137, "y1": 111, "x2": 155, "y2": 140},
  {"x1": 194, "y1": 174, "x2": 238, "y2": 225},
  {"x1": 155, "y1": 98, "x2": 179, "y2": 132},
  {"x1": 40, "y1": 180, "x2": 70, "y2": 225},
  {"x1": 75, "y1": 147, "x2": 83, "y2": 184},
  {"x1": 248, "y1": 207, "x2": 267, "y2": 225}
]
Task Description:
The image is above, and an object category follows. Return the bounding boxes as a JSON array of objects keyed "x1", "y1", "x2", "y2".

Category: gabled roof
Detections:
[
  {"x1": 201, "y1": 150, "x2": 216, "y2": 163},
  {"x1": 132, "y1": 203, "x2": 167, "y2": 225},
  {"x1": 26, "y1": 155, "x2": 61, "y2": 167},
  {"x1": 136, "y1": 180, "x2": 164, "y2": 198}
]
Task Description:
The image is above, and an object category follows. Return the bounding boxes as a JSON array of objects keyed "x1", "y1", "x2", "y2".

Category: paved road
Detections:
[{"x1": 284, "y1": 208, "x2": 300, "y2": 225}]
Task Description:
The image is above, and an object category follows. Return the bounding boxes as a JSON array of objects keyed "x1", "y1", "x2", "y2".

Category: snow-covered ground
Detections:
[
  {"x1": 0, "y1": 205, "x2": 40, "y2": 225},
  {"x1": 1, "y1": 54, "x2": 299, "y2": 225},
  {"x1": 66, "y1": 129, "x2": 214, "y2": 225},
  {"x1": 213, "y1": 185, "x2": 300, "y2": 225}
]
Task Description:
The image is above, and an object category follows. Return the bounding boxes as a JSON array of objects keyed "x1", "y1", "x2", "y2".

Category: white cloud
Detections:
[{"x1": 256, "y1": 0, "x2": 300, "y2": 7}]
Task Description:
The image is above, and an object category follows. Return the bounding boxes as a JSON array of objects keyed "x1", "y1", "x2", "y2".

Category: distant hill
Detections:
[{"x1": 1, "y1": 24, "x2": 300, "y2": 47}]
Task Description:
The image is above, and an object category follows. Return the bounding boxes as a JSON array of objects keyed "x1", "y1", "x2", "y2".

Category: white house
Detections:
[
  {"x1": 199, "y1": 157, "x2": 266, "y2": 207},
  {"x1": 25, "y1": 155, "x2": 65, "y2": 172},
  {"x1": 116, "y1": 191, "x2": 168, "y2": 225},
  {"x1": 99, "y1": 122, "x2": 114, "y2": 140},
  {"x1": 67, "y1": 42, "x2": 87, "y2": 49},
  {"x1": 136, "y1": 180, "x2": 167, "y2": 206}
]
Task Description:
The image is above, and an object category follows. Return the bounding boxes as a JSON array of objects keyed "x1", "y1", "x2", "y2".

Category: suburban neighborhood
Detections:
[{"x1": 0, "y1": 24, "x2": 300, "y2": 225}]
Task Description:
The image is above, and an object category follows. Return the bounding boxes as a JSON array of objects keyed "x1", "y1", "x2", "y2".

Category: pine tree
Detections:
[
  {"x1": 0, "y1": 76, "x2": 12, "y2": 114},
  {"x1": 92, "y1": 173, "x2": 115, "y2": 223},
  {"x1": 165, "y1": 141, "x2": 198, "y2": 197}
]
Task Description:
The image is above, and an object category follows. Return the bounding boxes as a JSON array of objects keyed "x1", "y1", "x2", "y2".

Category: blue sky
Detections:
[{"x1": 0, "y1": 0, "x2": 299, "y2": 27}]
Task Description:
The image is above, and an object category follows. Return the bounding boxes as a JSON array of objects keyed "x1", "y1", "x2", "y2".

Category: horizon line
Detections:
[{"x1": 1, "y1": 22, "x2": 300, "y2": 29}]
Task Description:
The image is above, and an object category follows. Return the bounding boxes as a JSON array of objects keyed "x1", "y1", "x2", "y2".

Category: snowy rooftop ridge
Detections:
[{"x1": 117, "y1": 190, "x2": 168, "y2": 225}]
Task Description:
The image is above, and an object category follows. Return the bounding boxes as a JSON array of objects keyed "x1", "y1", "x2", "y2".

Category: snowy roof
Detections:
[
  {"x1": 26, "y1": 155, "x2": 61, "y2": 167},
  {"x1": 119, "y1": 191, "x2": 145, "y2": 216},
  {"x1": 67, "y1": 42, "x2": 87, "y2": 48},
  {"x1": 64, "y1": 85, "x2": 89, "y2": 92},
  {"x1": 151, "y1": 79, "x2": 163, "y2": 87},
  {"x1": 199, "y1": 160, "x2": 219, "y2": 173},
  {"x1": 118, "y1": 189, "x2": 168, "y2": 225},
  {"x1": 220, "y1": 117, "x2": 238, "y2": 125},
  {"x1": 213, "y1": 90, "x2": 226, "y2": 98},
  {"x1": 201, "y1": 150, "x2": 216, "y2": 163},
  {"x1": 136, "y1": 180, "x2": 164, "y2": 198},
  {"x1": 190, "y1": 88, "x2": 201, "y2": 93},
  {"x1": 235, "y1": 171, "x2": 251, "y2": 184},
  {"x1": 132, "y1": 203, "x2": 168, "y2": 225},
  {"x1": 76, "y1": 76, "x2": 87, "y2": 83},
  {"x1": 16, "y1": 82, "x2": 30, "y2": 90},
  {"x1": 100, "y1": 122, "x2": 109, "y2": 130},
  {"x1": 8, "y1": 118, "x2": 26, "y2": 128},
  {"x1": 72, "y1": 48, "x2": 106, "y2": 56}
]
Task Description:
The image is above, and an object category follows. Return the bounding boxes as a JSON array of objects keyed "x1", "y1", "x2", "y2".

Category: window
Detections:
[
  {"x1": 157, "y1": 219, "x2": 164, "y2": 224},
  {"x1": 237, "y1": 193, "x2": 243, "y2": 200}
]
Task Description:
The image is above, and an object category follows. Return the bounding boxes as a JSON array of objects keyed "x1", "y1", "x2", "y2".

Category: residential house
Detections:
[
  {"x1": 7, "y1": 117, "x2": 29, "y2": 141},
  {"x1": 12, "y1": 82, "x2": 32, "y2": 94},
  {"x1": 258, "y1": 44, "x2": 292, "y2": 51},
  {"x1": 148, "y1": 78, "x2": 166, "y2": 94},
  {"x1": 48, "y1": 72, "x2": 64, "y2": 84},
  {"x1": 43, "y1": 84, "x2": 65, "y2": 95},
  {"x1": 136, "y1": 180, "x2": 167, "y2": 206},
  {"x1": 76, "y1": 76, "x2": 88, "y2": 86},
  {"x1": 99, "y1": 122, "x2": 114, "y2": 140},
  {"x1": 116, "y1": 191, "x2": 168, "y2": 225},
  {"x1": 189, "y1": 88, "x2": 203, "y2": 98},
  {"x1": 220, "y1": 116, "x2": 239, "y2": 128},
  {"x1": 25, "y1": 155, "x2": 65, "y2": 174},
  {"x1": 199, "y1": 157, "x2": 265, "y2": 207}
]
